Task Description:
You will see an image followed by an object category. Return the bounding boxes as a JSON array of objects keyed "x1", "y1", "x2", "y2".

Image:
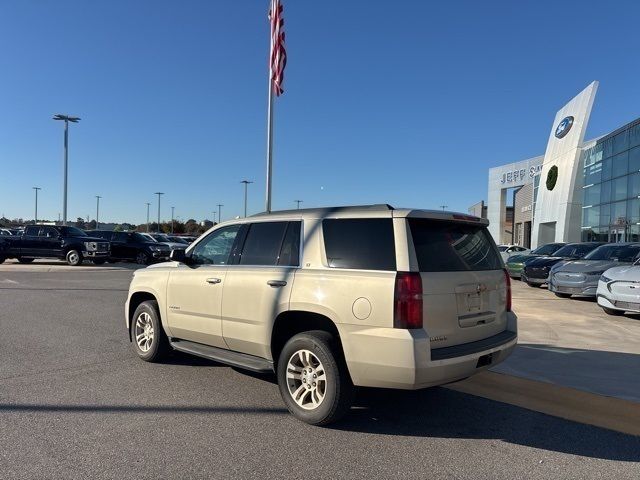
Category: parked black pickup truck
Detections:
[
  {"x1": 89, "y1": 231, "x2": 171, "y2": 265},
  {"x1": 0, "y1": 225, "x2": 109, "y2": 266}
]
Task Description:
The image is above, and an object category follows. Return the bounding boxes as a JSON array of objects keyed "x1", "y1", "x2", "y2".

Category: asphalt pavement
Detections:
[{"x1": 1, "y1": 268, "x2": 639, "y2": 479}]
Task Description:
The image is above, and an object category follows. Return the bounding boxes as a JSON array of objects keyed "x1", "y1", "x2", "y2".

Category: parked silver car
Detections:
[
  {"x1": 596, "y1": 263, "x2": 640, "y2": 315},
  {"x1": 548, "y1": 243, "x2": 640, "y2": 298}
]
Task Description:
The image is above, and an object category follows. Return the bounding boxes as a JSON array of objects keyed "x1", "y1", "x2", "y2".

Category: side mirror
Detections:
[{"x1": 170, "y1": 248, "x2": 188, "y2": 263}]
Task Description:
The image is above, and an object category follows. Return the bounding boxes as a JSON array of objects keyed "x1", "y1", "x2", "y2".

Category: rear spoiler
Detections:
[{"x1": 401, "y1": 209, "x2": 489, "y2": 226}]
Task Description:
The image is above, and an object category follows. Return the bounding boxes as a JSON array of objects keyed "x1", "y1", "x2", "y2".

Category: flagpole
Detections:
[{"x1": 265, "y1": 76, "x2": 274, "y2": 213}]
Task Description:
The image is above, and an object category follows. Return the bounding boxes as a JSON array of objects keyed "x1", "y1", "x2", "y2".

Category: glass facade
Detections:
[{"x1": 581, "y1": 119, "x2": 640, "y2": 242}]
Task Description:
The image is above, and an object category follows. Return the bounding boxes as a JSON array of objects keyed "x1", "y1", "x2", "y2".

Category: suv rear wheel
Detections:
[
  {"x1": 277, "y1": 330, "x2": 353, "y2": 426},
  {"x1": 131, "y1": 300, "x2": 169, "y2": 362},
  {"x1": 17, "y1": 257, "x2": 34, "y2": 264}
]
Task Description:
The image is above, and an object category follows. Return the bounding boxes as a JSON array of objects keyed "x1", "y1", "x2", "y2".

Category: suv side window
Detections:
[
  {"x1": 39, "y1": 227, "x2": 57, "y2": 238},
  {"x1": 278, "y1": 222, "x2": 301, "y2": 267},
  {"x1": 191, "y1": 225, "x2": 241, "y2": 265},
  {"x1": 25, "y1": 226, "x2": 39, "y2": 236},
  {"x1": 113, "y1": 232, "x2": 129, "y2": 242},
  {"x1": 239, "y1": 222, "x2": 289, "y2": 266},
  {"x1": 322, "y1": 218, "x2": 396, "y2": 271}
]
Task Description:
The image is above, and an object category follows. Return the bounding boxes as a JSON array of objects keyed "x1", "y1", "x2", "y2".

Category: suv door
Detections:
[
  {"x1": 166, "y1": 224, "x2": 242, "y2": 348},
  {"x1": 221, "y1": 221, "x2": 300, "y2": 358},
  {"x1": 110, "y1": 232, "x2": 130, "y2": 260},
  {"x1": 36, "y1": 227, "x2": 62, "y2": 257},
  {"x1": 21, "y1": 226, "x2": 41, "y2": 256}
]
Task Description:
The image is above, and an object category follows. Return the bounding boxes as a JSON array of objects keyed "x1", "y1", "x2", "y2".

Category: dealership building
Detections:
[{"x1": 475, "y1": 81, "x2": 640, "y2": 248}]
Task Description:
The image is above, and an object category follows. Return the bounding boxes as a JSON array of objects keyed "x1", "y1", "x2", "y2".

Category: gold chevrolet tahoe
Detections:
[{"x1": 125, "y1": 205, "x2": 517, "y2": 425}]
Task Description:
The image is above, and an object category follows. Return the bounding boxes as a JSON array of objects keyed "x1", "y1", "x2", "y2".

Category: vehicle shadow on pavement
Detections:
[{"x1": 334, "y1": 387, "x2": 640, "y2": 462}]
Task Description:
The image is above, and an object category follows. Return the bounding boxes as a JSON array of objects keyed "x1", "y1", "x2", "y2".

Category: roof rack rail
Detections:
[{"x1": 250, "y1": 204, "x2": 394, "y2": 217}]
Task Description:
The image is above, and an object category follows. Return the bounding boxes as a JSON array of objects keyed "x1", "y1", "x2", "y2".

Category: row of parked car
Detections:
[
  {"x1": 503, "y1": 241, "x2": 640, "y2": 316},
  {"x1": 0, "y1": 225, "x2": 198, "y2": 266}
]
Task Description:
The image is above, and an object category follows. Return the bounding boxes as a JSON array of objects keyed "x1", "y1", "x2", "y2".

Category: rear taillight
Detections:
[
  {"x1": 503, "y1": 268, "x2": 512, "y2": 312},
  {"x1": 394, "y1": 272, "x2": 423, "y2": 329}
]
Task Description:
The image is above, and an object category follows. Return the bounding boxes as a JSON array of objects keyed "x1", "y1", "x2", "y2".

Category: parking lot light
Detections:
[
  {"x1": 96, "y1": 195, "x2": 102, "y2": 230},
  {"x1": 33, "y1": 187, "x2": 41, "y2": 224},
  {"x1": 145, "y1": 203, "x2": 151, "y2": 232},
  {"x1": 241, "y1": 180, "x2": 253, "y2": 217},
  {"x1": 154, "y1": 192, "x2": 164, "y2": 233},
  {"x1": 53, "y1": 114, "x2": 80, "y2": 226},
  {"x1": 217, "y1": 204, "x2": 223, "y2": 223}
]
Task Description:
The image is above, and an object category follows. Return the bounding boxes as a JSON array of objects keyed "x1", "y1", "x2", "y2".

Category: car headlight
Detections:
[
  {"x1": 84, "y1": 242, "x2": 97, "y2": 251},
  {"x1": 600, "y1": 275, "x2": 612, "y2": 283},
  {"x1": 149, "y1": 246, "x2": 161, "y2": 251}
]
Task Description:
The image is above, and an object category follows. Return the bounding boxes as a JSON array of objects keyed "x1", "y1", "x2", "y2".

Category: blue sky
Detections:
[{"x1": 2, "y1": 1, "x2": 640, "y2": 224}]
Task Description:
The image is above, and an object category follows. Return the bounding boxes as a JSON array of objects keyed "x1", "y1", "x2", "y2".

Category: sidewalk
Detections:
[{"x1": 491, "y1": 280, "x2": 640, "y2": 403}]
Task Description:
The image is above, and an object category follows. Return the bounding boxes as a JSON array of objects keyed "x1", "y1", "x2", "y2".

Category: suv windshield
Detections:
[
  {"x1": 153, "y1": 234, "x2": 171, "y2": 242},
  {"x1": 553, "y1": 243, "x2": 599, "y2": 258},
  {"x1": 132, "y1": 232, "x2": 153, "y2": 243},
  {"x1": 60, "y1": 226, "x2": 87, "y2": 237},
  {"x1": 584, "y1": 244, "x2": 640, "y2": 262},
  {"x1": 409, "y1": 219, "x2": 502, "y2": 272},
  {"x1": 531, "y1": 243, "x2": 564, "y2": 255}
]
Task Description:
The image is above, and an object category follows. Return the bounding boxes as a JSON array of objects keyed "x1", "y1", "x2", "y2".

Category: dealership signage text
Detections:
[{"x1": 500, "y1": 165, "x2": 542, "y2": 185}]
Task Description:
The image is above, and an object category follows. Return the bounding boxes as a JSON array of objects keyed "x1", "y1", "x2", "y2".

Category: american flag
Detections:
[{"x1": 269, "y1": 0, "x2": 287, "y2": 96}]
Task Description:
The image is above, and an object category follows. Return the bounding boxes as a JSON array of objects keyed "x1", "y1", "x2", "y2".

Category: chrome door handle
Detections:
[
  {"x1": 206, "y1": 277, "x2": 222, "y2": 284},
  {"x1": 267, "y1": 280, "x2": 287, "y2": 287}
]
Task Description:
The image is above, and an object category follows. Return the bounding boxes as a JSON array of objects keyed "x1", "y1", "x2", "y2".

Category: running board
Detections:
[{"x1": 169, "y1": 339, "x2": 274, "y2": 373}]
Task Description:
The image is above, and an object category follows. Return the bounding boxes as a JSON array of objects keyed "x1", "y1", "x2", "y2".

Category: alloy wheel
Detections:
[
  {"x1": 286, "y1": 349, "x2": 327, "y2": 410},
  {"x1": 134, "y1": 312, "x2": 154, "y2": 352}
]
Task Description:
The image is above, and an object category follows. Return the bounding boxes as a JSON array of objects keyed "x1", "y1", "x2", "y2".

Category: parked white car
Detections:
[
  {"x1": 498, "y1": 244, "x2": 530, "y2": 262},
  {"x1": 596, "y1": 262, "x2": 640, "y2": 315}
]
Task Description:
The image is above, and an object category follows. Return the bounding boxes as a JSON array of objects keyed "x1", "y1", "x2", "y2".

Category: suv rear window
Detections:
[
  {"x1": 322, "y1": 218, "x2": 396, "y2": 271},
  {"x1": 408, "y1": 219, "x2": 502, "y2": 272}
]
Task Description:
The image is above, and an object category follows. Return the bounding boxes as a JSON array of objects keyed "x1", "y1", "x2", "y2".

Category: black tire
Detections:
[
  {"x1": 17, "y1": 257, "x2": 34, "y2": 264},
  {"x1": 526, "y1": 282, "x2": 538, "y2": 288},
  {"x1": 107, "y1": 259, "x2": 117, "y2": 264},
  {"x1": 0, "y1": 257, "x2": 5, "y2": 264},
  {"x1": 92, "y1": 259, "x2": 106, "y2": 265},
  {"x1": 277, "y1": 330, "x2": 353, "y2": 426},
  {"x1": 130, "y1": 300, "x2": 169, "y2": 362},
  {"x1": 554, "y1": 292, "x2": 571, "y2": 298},
  {"x1": 65, "y1": 249, "x2": 83, "y2": 266},
  {"x1": 602, "y1": 306, "x2": 624, "y2": 316},
  {"x1": 136, "y1": 251, "x2": 150, "y2": 265}
]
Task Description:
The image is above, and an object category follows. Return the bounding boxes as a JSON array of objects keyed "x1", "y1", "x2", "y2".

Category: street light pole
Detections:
[
  {"x1": 53, "y1": 114, "x2": 80, "y2": 226},
  {"x1": 241, "y1": 180, "x2": 253, "y2": 218},
  {"x1": 154, "y1": 192, "x2": 164, "y2": 233},
  {"x1": 217, "y1": 204, "x2": 223, "y2": 223},
  {"x1": 171, "y1": 206, "x2": 175, "y2": 234},
  {"x1": 294, "y1": 200, "x2": 303, "y2": 210},
  {"x1": 95, "y1": 195, "x2": 102, "y2": 230},
  {"x1": 145, "y1": 203, "x2": 151, "y2": 232},
  {"x1": 439, "y1": 205, "x2": 448, "y2": 211},
  {"x1": 33, "y1": 187, "x2": 41, "y2": 224}
]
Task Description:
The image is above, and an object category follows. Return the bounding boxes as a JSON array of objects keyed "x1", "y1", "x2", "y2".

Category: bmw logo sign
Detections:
[{"x1": 555, "y1": 116, "x2": 574, "y2": 139}]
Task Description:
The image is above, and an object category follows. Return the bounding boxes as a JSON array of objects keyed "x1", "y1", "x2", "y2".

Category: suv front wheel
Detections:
[
  {"x1": 277, "y1": 331, "x2": 353, "y2": 426},
  {"x1": 131, "y1": 300, "x2": 169, "y2": 362}
]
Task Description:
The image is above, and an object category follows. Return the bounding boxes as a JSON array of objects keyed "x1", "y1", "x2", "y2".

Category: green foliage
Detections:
[{"x1": 546, "y1": 165, "x2": 558, "y2": 191}]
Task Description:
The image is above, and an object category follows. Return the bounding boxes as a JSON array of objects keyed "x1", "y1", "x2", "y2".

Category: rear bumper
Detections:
[{"x1": 338, "y1": 312, "x2": 518, "y2": 390}]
